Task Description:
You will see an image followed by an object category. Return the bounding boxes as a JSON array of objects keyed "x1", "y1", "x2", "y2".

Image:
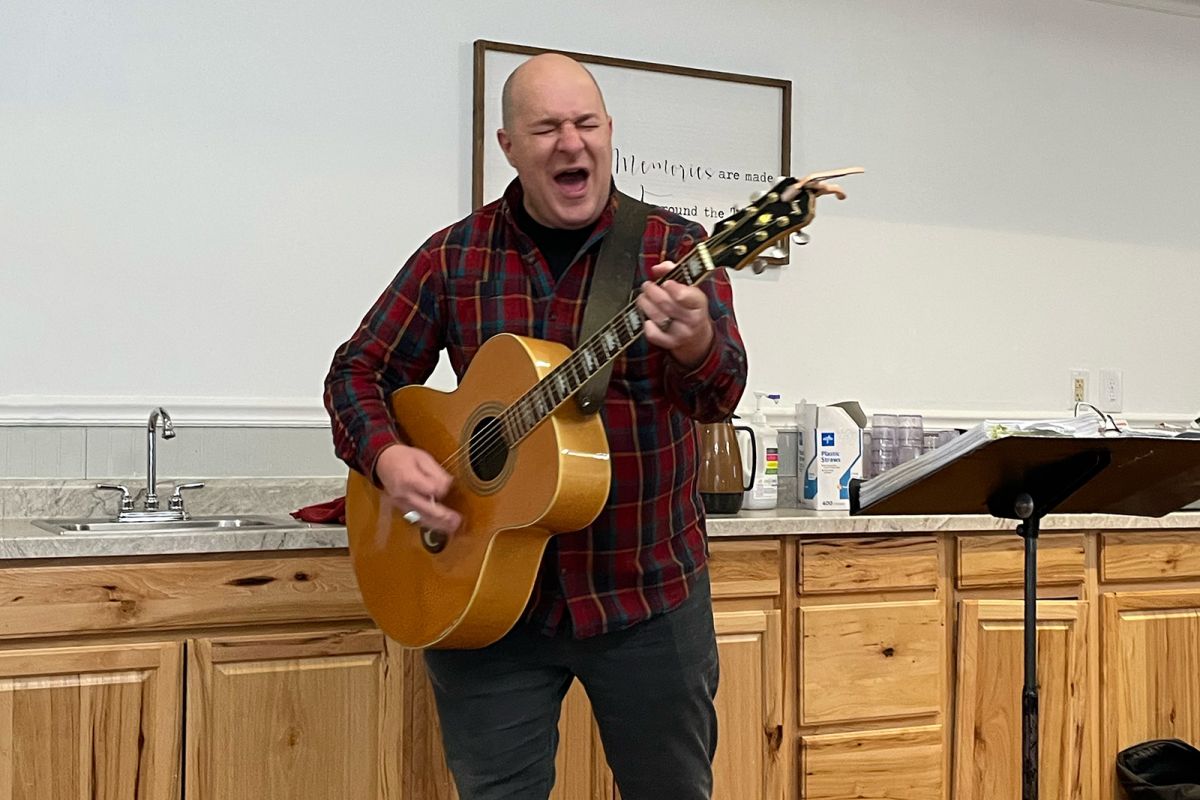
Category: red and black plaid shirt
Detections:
[{"x1": 325, "y1": 179, "x2": 747, "y2": 638}]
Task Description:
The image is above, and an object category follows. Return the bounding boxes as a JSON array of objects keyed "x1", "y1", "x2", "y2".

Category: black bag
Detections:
[{"x1": 1117, "y1": 739, "x2": 1200, "y2": 799}]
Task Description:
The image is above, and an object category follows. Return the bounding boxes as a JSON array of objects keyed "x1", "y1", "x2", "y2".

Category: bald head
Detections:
[
  {"x1": 495, "y1": 51, "x2": 614, "y2": 229},
  {"x1": 500, "y1": 53, "x2": 607, "y2": 131}
]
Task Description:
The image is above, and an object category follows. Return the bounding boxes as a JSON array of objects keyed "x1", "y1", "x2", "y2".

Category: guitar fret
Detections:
[
  {"x1": 696, "y1": 242, "x2": 715, "y2": 275},
  {"x1": 603, "y1": 330, "x2": 619, "y2": 355}
]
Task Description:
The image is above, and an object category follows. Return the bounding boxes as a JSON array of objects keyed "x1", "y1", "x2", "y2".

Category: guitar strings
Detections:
[{"x1": 434, "y1": 185, "x2": 806, "y2": 479}]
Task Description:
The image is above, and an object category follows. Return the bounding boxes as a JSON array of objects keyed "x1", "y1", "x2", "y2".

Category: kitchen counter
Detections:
[{"x1": 3, "y1": 508, "x2": 1200, "y2": 560}]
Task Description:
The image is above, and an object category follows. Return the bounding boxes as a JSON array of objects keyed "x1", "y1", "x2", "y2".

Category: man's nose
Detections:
[{"x1": 557, "y1": 123, "x2": 585, "y2": 152}]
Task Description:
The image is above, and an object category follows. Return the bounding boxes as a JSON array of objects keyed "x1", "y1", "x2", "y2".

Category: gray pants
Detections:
[{"x1": 423, "y1": 571, "x2": 719, "y2": 800}]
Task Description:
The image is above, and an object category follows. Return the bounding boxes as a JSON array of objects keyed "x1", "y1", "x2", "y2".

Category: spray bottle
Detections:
[{"x1": 741, "y1": 391, "x2": 780, "y2": 510}]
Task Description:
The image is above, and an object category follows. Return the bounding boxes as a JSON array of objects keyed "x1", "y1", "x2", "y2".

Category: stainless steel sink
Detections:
[{"x1": 31, "y1": 515, "x2": 299, "y2": 535}]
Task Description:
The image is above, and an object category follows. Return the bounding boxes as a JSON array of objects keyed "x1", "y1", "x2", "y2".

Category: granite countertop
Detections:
[{"x1": 3, "y1": 508, "x2": 1200, "y2": 561}]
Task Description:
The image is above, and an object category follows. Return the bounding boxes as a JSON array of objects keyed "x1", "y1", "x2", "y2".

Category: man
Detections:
[{"x1": 325, "y1": 52, "x2": 746, "y2": 799}]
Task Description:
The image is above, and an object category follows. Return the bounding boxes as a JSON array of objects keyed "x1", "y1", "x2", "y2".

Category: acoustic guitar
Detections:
[{"x1": 346, "y1": 168, "x2": 863, "y2": 648}]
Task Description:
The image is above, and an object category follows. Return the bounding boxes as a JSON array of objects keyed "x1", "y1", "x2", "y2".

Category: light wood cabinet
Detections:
[
  {"x1": 1101, "y1": 588, "x2": 1200, "y2": 800},
  {"x1": 0, "y1": 640, "x2": 182, "y2": 800},
  {"x1": 712, "y1": 608, "x2": 784, "y2": 800},
  {"x1": 185, "y1": 628, "x2": 403, "y2": 800},
  {"x1": 7, "y1": 524, "x2": 1200, "y2": 799},
  {"x1": 794, "y1": 536, "x2": 948, "y2": 800},
  {"x1": 953, "y1": 599, "x2": 1091, "y2": 800}
]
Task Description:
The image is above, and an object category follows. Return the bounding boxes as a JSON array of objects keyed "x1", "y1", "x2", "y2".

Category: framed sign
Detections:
[{"x1": 472, "y1": 40, "x2": 792, "y2": 264}]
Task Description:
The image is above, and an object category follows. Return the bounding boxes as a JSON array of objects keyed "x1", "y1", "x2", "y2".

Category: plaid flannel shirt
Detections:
[{"x1": 325, "y1": 179, "x2": 747, "y2": 638}]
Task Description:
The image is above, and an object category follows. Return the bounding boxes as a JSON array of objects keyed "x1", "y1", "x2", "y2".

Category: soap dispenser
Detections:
[{"x1": 740, "y1": 391, "x2": 780, "y2": 510}]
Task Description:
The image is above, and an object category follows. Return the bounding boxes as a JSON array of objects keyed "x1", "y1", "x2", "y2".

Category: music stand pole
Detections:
[{"x1": 1015, "y1": 492, "x2": 1040, "y2": 800}]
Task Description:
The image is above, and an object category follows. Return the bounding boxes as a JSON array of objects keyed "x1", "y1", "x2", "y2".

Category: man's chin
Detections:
[{"x1": 551, "y1": 199, "x2": 604, "y2": 229}]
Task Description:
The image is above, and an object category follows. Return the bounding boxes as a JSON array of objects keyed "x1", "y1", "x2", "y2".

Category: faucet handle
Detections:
[
  {"x1": 96, "y1": 483, "x2": 134, "y2": 513},
  {"x1": 168, "y1": 482, "x2": 205, "y2": 513}
]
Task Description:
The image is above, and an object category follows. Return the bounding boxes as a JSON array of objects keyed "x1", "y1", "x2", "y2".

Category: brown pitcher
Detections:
[{"x1": 696, "y1": 419, "x2": 755, "y2": 515}]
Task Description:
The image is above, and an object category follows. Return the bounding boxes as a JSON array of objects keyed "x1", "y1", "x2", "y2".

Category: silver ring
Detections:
[
  {"x1": 402, "y1": 509, "x2": 422, "y2": 525},
  {"x1": 656, "y1": 317, "x2": 673, "y2": 332}
]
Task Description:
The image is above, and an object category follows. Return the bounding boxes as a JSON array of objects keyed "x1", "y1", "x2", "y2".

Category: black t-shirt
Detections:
[{"x1": 515, "y1": 201, "x2": 598, "y2": 282}]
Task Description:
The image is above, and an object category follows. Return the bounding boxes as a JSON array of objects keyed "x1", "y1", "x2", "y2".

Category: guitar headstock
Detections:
[{"x1": 708, "y1": 167, "x2": 864, "y2": 272}]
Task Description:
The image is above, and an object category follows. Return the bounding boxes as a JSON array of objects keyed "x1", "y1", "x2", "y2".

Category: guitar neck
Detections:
[
  {"x1": 500, "y1": 242, "x2": 719, "y2": 444},
  {"x1": 495, "y1": 167, "x2": 860, "y2": 446}
]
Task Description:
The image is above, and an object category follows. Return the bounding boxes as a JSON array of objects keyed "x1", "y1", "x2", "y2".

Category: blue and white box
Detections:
[{"x1": 797, "y1": 401, "x2": 865, "y2": 510}]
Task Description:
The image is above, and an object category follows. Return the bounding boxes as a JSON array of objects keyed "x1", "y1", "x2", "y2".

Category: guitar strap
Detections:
[{"x1": 575, "y1": 191, "x2": 652, "y2": 415}]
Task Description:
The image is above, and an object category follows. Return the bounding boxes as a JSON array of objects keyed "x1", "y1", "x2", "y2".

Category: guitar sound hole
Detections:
[{"x1": 468, "y1": 416, "x2": 510, "y2": 482}]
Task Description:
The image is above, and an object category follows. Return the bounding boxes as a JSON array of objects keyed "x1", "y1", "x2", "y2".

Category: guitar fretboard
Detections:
[{"x1": 497, "y1": 241, "x2": 717, "y2": 445}]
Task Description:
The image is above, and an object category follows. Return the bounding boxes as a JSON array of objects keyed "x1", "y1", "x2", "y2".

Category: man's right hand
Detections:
[{"x1": 374, "y1": 444, "x2": 463, "y2": 534}]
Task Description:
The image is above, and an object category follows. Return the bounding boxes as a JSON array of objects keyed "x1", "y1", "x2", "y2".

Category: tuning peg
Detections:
[
  {"x1": 791, "y1": 231, "x2": 810, "y2": 246},
  {"x1": 751, "y1": 259, "x2": 769, "y2": 274},
  {"x1": 750, "y1": 190, "x2": 766, "y2": 202}
]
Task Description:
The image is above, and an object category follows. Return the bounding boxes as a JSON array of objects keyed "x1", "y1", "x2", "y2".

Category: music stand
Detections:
[{"x1": 850, "y1": 434, "x2": 1200, "y2": 800}]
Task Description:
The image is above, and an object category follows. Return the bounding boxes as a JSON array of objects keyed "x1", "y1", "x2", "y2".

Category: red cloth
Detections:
[{"x1": 291, "y1": 496, "x2": 346, "y2": 524}]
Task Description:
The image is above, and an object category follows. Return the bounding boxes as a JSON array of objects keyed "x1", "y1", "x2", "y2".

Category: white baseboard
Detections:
[
  {"x1": 3, "y1": 396, "x2": 1195, "y2": 432},
  {"x1": 0, "y1": 397, "x2": 331, "y2": 427},
  {"x1": 758, "y1": 406, "x2": 1197, "y2": 431}
]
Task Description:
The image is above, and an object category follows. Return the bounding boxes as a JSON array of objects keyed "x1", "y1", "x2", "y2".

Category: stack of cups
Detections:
[
  {"x1": 897, "y1": 415, "x2": 924, "y2": 465},
  {"x1": 868, "y1": 414, "x2": 899, "y2": 478}
]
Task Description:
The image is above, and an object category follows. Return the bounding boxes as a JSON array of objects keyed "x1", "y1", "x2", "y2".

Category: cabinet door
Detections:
[
  {"x1": 186, "y1": 628, "x2": 403, "y2": 800},
  {"x1": 953, "y1": 600, "x2": 1091, "y2": 800},
  {"x1": 1101, "y1": 589, "x2": 1200, "y2": 800},
  {"x1": 0, "y1": 640, "x2": 182, "y2": 800},
  {"x1": 712, "y1": 609, "x2": 784, "y2": 800}
]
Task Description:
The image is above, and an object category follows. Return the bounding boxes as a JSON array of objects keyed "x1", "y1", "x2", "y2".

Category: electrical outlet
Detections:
[
  {"x1": 1070, "y1": 369, "x2": 1090, "y2": 405},
  {"x1": 1099, "y1": 368, "x2": 1123, "y2": 413}
]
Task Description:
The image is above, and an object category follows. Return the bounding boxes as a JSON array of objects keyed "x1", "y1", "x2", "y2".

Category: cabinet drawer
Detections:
[
  {"x1": 708, "y1": 540, "x2": 781, "y2": 598},
  {"x1": 1102, "y1": 531, "x2": 1200, "y2": 582},
  {"x1": 799, "y1": 537, "x2": 938, "y2": 593},
  {"x1": 957, "y1": 533, "x2": 1085, "y2": 588},
  {"x1": 0, "y1": 554, "x2": 366, "y2": 638},
  {"x1": 800, "y1": 600, "x2": 943, "y2": 725},
  {"x1": 801, "y1": 725, "x2": 943, "y2": 800}
]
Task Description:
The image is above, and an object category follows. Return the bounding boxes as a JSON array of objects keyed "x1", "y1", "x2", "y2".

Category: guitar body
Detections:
[{"x1": 345, "y1": 333, "x2": 611, "y2": 649}]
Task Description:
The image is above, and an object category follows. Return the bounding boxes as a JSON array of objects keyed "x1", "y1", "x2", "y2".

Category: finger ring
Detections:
[
  {"x1": 656, "y1": 317, "x2": 673, "y2": 332},
  {"x1": 402, "y1": 509, "x2": 422, "y2": 525}
]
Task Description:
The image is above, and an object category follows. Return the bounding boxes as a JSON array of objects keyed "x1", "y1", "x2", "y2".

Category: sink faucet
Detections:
[
  {"x1": 145, "y1": 407, "x2": 175, "y2": 511},
  {"x1": 95, "y1": 407, "x2": 205, "y2": 522}
]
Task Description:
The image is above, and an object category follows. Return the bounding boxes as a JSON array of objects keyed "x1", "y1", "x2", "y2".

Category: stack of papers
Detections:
[{"x1": 859, "y1": 415, "x2": 1189, "y2": 510}]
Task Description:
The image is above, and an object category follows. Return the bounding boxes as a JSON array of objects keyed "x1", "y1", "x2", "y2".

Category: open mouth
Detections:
[{"x1": 554, "y1": 167, "x2": 590, "y2": 196}]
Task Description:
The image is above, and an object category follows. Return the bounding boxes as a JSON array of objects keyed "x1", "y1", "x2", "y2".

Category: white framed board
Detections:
[{"x1": 472, "y1": 40, "x2": 791, "y2": 263}]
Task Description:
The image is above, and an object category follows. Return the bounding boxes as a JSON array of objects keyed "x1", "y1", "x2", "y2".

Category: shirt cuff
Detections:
[{"x1": 666, "y1": 336, "x2": 722, "y2": 384}]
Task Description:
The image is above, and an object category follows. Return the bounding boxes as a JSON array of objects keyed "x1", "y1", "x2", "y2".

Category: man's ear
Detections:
[{"x1": 497, "y1": 128, "x2": 516, "y2": 169}]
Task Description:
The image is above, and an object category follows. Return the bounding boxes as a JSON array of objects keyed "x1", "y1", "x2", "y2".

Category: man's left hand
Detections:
[{"x1": 637, "y1": 261, "x2": 714, "y2": 369}]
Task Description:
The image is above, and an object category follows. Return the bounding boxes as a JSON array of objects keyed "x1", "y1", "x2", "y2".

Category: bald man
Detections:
[{"x1": 325, "y1": 52, "x2": 748, "y2": 799}]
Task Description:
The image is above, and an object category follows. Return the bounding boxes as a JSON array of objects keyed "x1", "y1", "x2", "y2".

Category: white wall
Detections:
[{"x1": 2, "y1": 0, "x2": 1198, "y2": 432}]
